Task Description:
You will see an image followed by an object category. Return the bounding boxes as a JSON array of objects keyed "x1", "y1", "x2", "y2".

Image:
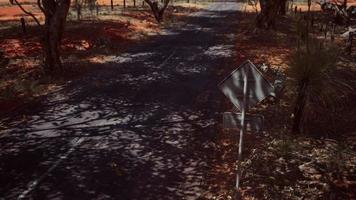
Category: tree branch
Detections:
[
  {"x1": 143, "y1": 0, "x2": 154, "y2": 8},
  {"x1": 37, "y1": 0, "x2": 46, "y2": 14},
  {"x1": 11, "y1": 0, "x2": 42, "y2": 27},
  {"x1": 161, "y1": 0, "x2": 170, "y2": 12}
]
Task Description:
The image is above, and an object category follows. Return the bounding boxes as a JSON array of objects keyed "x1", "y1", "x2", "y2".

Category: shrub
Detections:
[{"x1": 288, "y1": 40, "x2": 352, "y2": 134}]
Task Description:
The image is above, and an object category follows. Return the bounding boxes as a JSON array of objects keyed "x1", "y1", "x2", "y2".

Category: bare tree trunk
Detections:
[
  {"x1": 144, "y1": 0, "x2": 170, "y2": 23},
  {"x1": 257, "y1": 0, "x2": 290, "y2": 29},
  {"x1": 342, "y1": 0, "x2": 347, "y2": 9},
  {"x1": 11, "y1": 0, "x2": 70, "y2": 74},
  {"x1": 42, "y1": 0, "x2": 70, "y2": 72},
  {"x1": 279, "y1": 0, "x2": 287, "y2": 15},
  {"x1": 257, "y1": 0, "x2": 280, "y2": 29},
  {"x1": 75, "y1": 0, "x2": 81, "y2": 20}
]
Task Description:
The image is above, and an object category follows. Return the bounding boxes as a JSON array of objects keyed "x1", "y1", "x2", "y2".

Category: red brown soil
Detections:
[
  {"x1": 0, "y1": 7, "x2": 197, "y2": 116},
  {"x1": 208, "y1": 11, "x2": 356, "y2": 200},
  {"x1": 0, "y1": 10, "x2": 158, "y2": 116}
]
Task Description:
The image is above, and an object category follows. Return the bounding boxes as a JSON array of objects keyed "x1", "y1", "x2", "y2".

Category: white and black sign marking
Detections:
[
  {"x1": 218, "y1": 60, "x2": 274, "y2": 111},
  {"x1": 223, "y1": 112, "x2": 264, "y2": 132},
  {"x1": 219, "y1": 60, "x2": 274, "y2": 191}
]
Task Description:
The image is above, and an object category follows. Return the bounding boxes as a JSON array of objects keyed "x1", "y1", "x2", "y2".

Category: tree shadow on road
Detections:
[{"x1": 0, "y1": 6, "x2": 243, "y2": 200}]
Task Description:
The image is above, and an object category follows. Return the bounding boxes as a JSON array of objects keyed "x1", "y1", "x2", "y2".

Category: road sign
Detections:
[
  {"x1": 218, "y1": 60, "x2": 274, "y2": 191},
  {"x1": 218, "y1": 60, "x2": 274, "y2": 111},
  {"x1": 223, "y1": 112, "x2": 264, "y2": 132}
]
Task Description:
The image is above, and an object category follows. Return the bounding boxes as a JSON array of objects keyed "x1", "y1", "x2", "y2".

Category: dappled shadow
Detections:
[{"x1": 0, "y1": 3, "x2": 242, "y2": 199}]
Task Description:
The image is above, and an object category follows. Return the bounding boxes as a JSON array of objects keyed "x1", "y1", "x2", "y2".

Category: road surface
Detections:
[{"x1": 0, "y1": 2, "x2": 242, "y2": 199}]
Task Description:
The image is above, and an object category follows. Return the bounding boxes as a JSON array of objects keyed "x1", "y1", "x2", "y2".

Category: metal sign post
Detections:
[
  {"x1": 236, "y1": 72, "x2": 248, "y2": 190},
  {"x1": 219, "y1": 60, "x2": 274, "y2": 192}
]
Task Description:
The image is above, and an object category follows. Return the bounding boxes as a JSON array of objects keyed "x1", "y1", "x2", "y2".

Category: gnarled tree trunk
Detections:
[
  {"x1": 257, "y1": 0, "x2": 288, "y2": 29},
  {"x1": 11, "y1": 0, "x2": 70, "y2": 73},
  {"x1": 257, "y1": 0, "x2": 278, "y2": 29},
  {"x1": 42, "y1": 0, "x2": 70, "y2": 72},
  {"x1": 342, "y1": 0, "x2": 348, "y2": 9},
  {"x1": 144, "y1": 0, "x2": 170, "y2": 23},
  {"x1": 279, "y1": 0, "x2": 287, "y2": 15}
]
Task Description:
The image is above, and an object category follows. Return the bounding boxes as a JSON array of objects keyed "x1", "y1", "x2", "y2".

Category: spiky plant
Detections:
[{"x1": 288, "y1": 40, "x2": 352, "y2": 134}]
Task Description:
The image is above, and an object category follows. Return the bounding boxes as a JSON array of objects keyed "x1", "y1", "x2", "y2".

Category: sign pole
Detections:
[
  {"x1": 218, "y1": 60, "x2": 275, "y2": 194},
  {"x1": 236, "y1": 70, "x2": 248, "y2": 191}
]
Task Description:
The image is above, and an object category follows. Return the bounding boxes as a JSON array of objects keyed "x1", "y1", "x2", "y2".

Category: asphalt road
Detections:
[{"x1": 0, "y1": 2, "x2": 241, "y2": 199}]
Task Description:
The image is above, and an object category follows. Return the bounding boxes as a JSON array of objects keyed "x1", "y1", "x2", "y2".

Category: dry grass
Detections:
[{"x1": 206, "y1": 10, "x2": 356, "y2": 200}]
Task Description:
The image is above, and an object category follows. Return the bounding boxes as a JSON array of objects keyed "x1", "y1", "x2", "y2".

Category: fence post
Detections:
[
  {"x1": 295, "y1": 6, "x2": 298, "y2": 15},
  {"x1": 20, "y1": 17, "x2": 27, "y2": 35}
]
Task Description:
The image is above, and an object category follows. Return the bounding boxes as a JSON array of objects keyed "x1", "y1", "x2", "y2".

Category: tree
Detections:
[
  {"x1": 279, "y1": 0, "x2": 288, "y2": 15},
  {"x1": 333, "y1": 0, "x2": 348, "y2": 8},
  {"x1": 75, "y1": 0, "x2": 83, "y2": 20},
  {"x1": 342, "y1": 0, "x2": 347, "y2": 8},
  {"x1": 321, "y1": 0, "x2": 350, "y2": 24},
  {"x1": 87, "y1": 0, "x2": 97, "y2": 14},
  {"x1": 144, "y1": 0, "x2": 170, "y2": 23},
  {"x1": 10, "y1": 0, "x2": 71, "y2": 73},
  {"x1": 256, "y1": 0, "x2": 288, "y2": 29}
]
